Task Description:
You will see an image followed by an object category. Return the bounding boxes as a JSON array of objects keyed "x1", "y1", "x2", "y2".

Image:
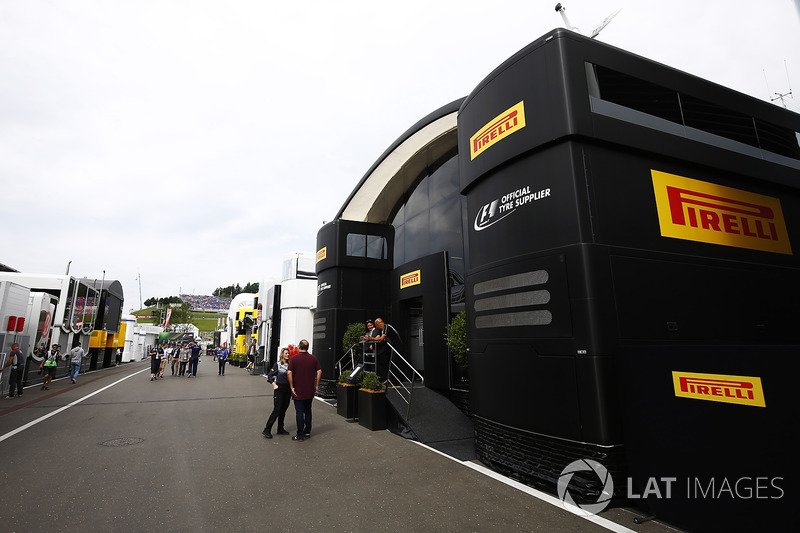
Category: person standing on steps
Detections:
[{"x1": 367, "y1": 318, "x2": 392, "y2": 382}]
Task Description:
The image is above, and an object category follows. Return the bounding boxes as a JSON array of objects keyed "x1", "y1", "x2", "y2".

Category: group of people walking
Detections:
[
  {"x1": 148, "y1": 341, "x2": 199, "y2": 380},
  {"x1": 3, "y1": 341, "x2": 89, "y2": 399},
  {"x1": 147, "y1": 336, "x2": 323, "y2": 444}
]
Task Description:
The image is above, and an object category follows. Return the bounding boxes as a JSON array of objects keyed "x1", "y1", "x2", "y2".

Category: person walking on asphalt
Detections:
[
  {"x1": 287, "y1": 340, "x2": 321, "y2": 442},
  {"x1": 2, "y1": 343, "x2": 25, "y2": 398},
  {"x1": 187, "y1": 341, "x2": 201, "y2": 377},
  {"x1": 217, "y1": 346, "x2": 228, "y2": 375},
  {"x1": 178, "y1": 344, "x2": 189, "y2": 376},
  {"x1": 68, "y1": 342, "x2": 87, "y2": 384},
  {"x1": 157, "y1": 344, "x2": 167, "y2": 378},
  {"x1": 171, "y1": 344, "x2": 181, "y2": 376},
  {"x1": 149, "y1": 344, "x2": 160, "y2": 381},
  {"x1": 39, "y1": 344, "x2": 61, "y2": 390}
]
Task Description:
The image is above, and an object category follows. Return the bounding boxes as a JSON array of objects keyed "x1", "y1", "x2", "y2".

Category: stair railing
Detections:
[
  {"x1": 385, "y1": 342, "x2": 424, "y2": 420},
  {"x1": 334, "y1": 344, "x2": 359, "y2": 376}
]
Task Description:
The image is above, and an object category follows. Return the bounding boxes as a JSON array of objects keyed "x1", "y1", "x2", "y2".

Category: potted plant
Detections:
[
  {"x1": 336, "y1": 370, "x2": 360, "y2": 419},
  {"x1": 445, "y1": 311, "x2": 469, "y2": 386},
  {"x1": 357, "y1": 371, "x2": 387, "y2": 430},
  {"x1": 342, "y1": 322, "x2": 367, "y2": 366}
]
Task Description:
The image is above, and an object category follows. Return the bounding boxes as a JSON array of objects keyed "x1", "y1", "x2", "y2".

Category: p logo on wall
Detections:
[
  {"x1": 651, "y1": 170, "x2": 792, "y2": 255},
  {"x1": 672, "y1": 371, "x2": 766, "y2": 408},
  {"x1": 400, "y1": 270, "x2": 421, "y2": 289},
  {"x1": 470, "y1": 101, "x2": 526, "y2": 160}
]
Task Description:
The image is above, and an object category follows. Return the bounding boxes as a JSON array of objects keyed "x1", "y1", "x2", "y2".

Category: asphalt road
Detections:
[{"x1": 0, "y1": 360, "x2": 678, "y2": 533}]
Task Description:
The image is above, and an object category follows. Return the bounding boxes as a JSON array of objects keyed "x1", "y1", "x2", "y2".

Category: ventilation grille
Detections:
[
  {"x1": 313, "y1": 317, "x2": 327, "y2": 340},
  {"x1": 472, "y1": 270, "x2": 552, "y2": 328}
]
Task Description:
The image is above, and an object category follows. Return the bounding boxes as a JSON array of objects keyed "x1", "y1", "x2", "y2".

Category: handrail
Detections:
[
  {"x1": 385, "y1": 342, "x2": 424, "y2": 420},
  {"x1": 386, "y1": 342, "x2": 423, "y2": 384},
  {"x1": 335, "y1": 343, "x2": 359, "y2": 376}
]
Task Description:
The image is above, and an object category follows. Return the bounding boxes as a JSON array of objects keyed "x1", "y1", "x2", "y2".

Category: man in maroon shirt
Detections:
[{"x1": 287, "y1": 339, "x2": 322, "y2": 442}]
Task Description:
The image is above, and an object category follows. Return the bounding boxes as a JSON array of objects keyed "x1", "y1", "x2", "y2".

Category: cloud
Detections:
[{"x1": 2, "y1": 0, "x2": 799, "y2": 311}]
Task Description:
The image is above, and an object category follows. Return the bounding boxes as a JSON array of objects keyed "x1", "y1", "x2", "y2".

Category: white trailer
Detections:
[
  {"x1": 0, "y1": 273, "x2": 96, "y2": 351},
  {"x1": 257, "y1": 252, "x2": 317, "y2": 368},
  {"x1": 0, "y1": 280, "x2": 33, "y2": 394}
]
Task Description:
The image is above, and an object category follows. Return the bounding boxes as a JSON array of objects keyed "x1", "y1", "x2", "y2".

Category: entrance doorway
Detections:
[{"x1": 406, "y1": 298, "x2": 424, "y2": 373}]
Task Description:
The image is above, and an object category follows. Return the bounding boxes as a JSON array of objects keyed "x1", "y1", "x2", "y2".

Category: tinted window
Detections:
[
  {"x1": 346, "y1": 233, "x2": 366, "y2": 257},
  {"x1": 589, "y1": 62, "x2": 800, "y2": 160},
  {"x1": 391, "y1": 155, "x2": 466, "y2": 303}
]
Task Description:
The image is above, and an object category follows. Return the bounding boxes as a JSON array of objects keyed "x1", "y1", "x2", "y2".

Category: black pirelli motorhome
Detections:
[{"x1": 315, "y1": 29, "x2": 799, "y2": 532}]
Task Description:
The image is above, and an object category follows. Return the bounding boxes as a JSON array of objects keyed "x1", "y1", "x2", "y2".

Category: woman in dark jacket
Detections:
[
  {"x1": 149, "y1": 344, "x2": 160, "y2": 381},
  {"x1": 262, "y1": 348, "x2": 292, "y2": 439}
]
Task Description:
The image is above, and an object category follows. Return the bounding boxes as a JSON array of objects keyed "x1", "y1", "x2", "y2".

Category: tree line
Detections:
[
  {"x1": 212, "y1": 282, "x2": 259, "y2": 298},
  {"x1": 143, "y1": 282, "x2": 259, "y2": 307}
]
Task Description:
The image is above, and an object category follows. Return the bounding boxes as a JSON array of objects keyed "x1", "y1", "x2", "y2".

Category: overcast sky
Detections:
[{"x1": 2, "y1": 0, "x2": 799, "y2": 312}]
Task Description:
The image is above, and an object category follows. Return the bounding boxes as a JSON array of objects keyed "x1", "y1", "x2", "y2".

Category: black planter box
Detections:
[
  {"x1": 357, "y1": 389, "x2": 387, "y2": 431},
  {"x1": 336, "y1": 384, "x2": 358, "y2": 419}
]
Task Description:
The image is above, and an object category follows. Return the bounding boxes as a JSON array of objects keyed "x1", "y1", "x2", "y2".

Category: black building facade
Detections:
[{"x1": 315, "y1": 29, "x2": 800, "y2": 532}]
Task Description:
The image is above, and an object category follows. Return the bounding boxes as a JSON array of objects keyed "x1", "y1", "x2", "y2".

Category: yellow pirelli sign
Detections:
[
  {"x1": 470, "y1": 101, "x2": 526, "y2": 160},
  {"x1": 316, "y1": 247, "x2": 327, "y2": 263},
  {"x1": 652, "y1": 170, "x2": 792, "y2": 255},
  {"x1": 400, "y1": 270, "x2": 421, "y2": 289},
  {"x1": 672, "y1": 371, "x2": 766, "y2": 408}
]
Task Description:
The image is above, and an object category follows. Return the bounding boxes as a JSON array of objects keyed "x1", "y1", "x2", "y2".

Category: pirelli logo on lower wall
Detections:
[
  {"x1": 672, "y1": 371, "x2": 766, "y2": 408},
  {"x1": 652, "y1": 170, "x2": 792, "y2": 255},
  {"x1": 316, "y1": 247, "x2": 327, "y2": 263},
  {"x1": 400, "y1": 270, "x2": 421, "y2": 289}
]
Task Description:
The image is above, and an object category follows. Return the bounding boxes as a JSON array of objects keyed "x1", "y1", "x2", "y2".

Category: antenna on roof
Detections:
[
  {"x1": 590, "y1": 8, "x2": 622, "y2": 38},
  {"x1": 767, "y1": 61, "x2": 794, "y2": 109},
  {"x1": 554, "y1": 3, "x2": 621, "y2": 39},
  {"x1": 555, "y1": 3, "x2": 579, "y2": 33}
]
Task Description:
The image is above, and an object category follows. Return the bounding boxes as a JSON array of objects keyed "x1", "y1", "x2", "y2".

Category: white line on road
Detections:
[
  {"x1": 410, "y1": 440, "x2": 638, "y2": 533},
  {"x1": 0, "y1": 367, "x2": 149, "y2": 443}
]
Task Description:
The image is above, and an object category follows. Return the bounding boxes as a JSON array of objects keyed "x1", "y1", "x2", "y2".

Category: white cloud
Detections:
[{"x1": 1, "y1": 0, "x2": 798, "y2": 309}]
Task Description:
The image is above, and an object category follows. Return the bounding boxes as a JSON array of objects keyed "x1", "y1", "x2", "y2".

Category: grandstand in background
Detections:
[{"x1": 179, "y1": 294, "x2": 232, "y2": 313}]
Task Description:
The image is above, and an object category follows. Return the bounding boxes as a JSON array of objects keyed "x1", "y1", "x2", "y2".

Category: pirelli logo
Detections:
[
  {"x1": 470, "y1": 101, "x2": 526, "y2": 160},
  {"x1": 652, "y1": 170, "x2": 792, "y2": 255},
  {"x1": 400, "y1": 270, "x2": 421, "y2": 289},
  {"x1": 672, "y1": 371, "x2": 766, "y2": 408},
  {"x1": 316, "y1": 247, "x2": 327, "y2": 263}
]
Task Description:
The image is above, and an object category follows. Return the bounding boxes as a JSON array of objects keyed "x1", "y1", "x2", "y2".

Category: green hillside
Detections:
[{"x1": 132, "y1": 307, "x2": 224, "y2": 333}]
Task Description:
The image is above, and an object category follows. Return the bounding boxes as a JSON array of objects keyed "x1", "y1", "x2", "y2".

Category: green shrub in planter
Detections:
[
  {"x1": 338, "y1": 369, "x2": 363, "y2": 386},
  {"x1": 360, "y1": 371, "x2": 383, "y2": 392},
  {"x1": 342, "y1": 322, "x2": 367, "y2": 365},
  {"x1": 357, "y1": 371, "x2": 386, "y2": 430},
  {"x1": 337, "y1": 371, "x2": 359, "y2": 419}
]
